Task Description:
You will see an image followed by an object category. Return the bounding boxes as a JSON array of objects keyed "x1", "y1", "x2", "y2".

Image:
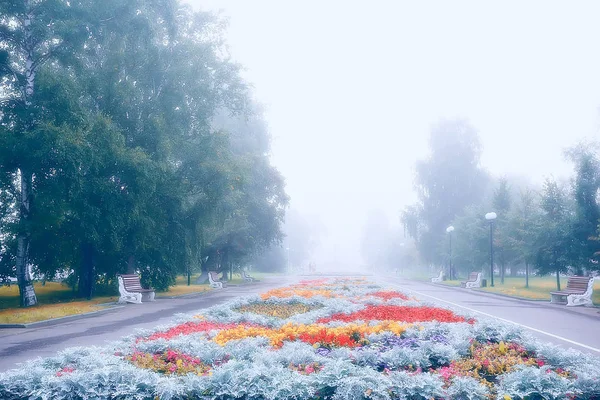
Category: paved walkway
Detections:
[
  {"x1": 0, "y1": 277, "x2": 291, "y2": 372},
  {"x1": 382, "y1": 277, "x2": 600, "y2": 356}
]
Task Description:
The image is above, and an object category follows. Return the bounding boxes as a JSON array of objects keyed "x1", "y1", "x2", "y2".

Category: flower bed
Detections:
[
  {"x1": 1, "y1": 278, "x2": 600, "y2": 399},
  {"x1": 234, "y1": 301, "x2": 324, "y2": 319}
]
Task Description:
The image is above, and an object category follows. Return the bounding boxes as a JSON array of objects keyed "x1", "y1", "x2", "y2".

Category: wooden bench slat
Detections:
[
  {"x1": 117, "y1": 274, "x2": 155, "y2": 304},
  {"x1": 550, "y1": 276, "x2": 594, "y2": 307}
]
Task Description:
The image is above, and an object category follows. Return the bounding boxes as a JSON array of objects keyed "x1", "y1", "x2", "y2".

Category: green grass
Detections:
[
  {"x1": 226, "y1": 271, "x2": 273, "y2": 285},
  {"x1": 0, "y1": 282, "x2": 80, "y2": 310},
  {"x1": 0, "y1": 297, "x2": 119, "y2": 324},
  {"x1": 476, "y1": 276, "x2": 600, "y2": 305},
  {"x1": 168, "y1": 271, "x2": 274, "y2": 288},
  {"x1": 0, "y1": 271, "x2": 277, "y2": 322}
]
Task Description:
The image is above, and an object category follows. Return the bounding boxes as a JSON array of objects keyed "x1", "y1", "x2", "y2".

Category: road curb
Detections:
[{"x1": 0, "y1": 304, "x2": 125, "y2": 329}]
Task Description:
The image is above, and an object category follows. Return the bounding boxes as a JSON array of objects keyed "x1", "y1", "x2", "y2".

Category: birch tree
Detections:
[{"x1": 0, "y1": 0, "x2": 86, "y2": 306}]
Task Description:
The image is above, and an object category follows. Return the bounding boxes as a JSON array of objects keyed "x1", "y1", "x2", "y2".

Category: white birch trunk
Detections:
[{"x1": 16, "y1": 1, "x2": 38, "y2": 307}]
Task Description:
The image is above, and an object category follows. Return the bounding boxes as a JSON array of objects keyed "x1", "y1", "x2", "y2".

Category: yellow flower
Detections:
[{"x1": 498, "y1": 341, "x2": 507, "y2": 354}]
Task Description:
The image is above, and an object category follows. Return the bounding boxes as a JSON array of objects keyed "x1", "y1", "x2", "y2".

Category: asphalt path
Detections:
[
  {"x1": 383, "y1": 276, "x2": 600, "y2": 356},
  {"x1": 0, "y1": 277, "x2": 291, "y2": 372}
]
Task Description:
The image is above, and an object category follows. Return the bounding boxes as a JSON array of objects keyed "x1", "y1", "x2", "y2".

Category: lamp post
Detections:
[
  {"x1": 286, "y1": 247, "x2": 290, "y2": 273},
  {"x1": 446, "y1": 226, "x2": 454, "y2": 280},
  {"x1": 485, "y1": 212, "x2": 497, "y2": 287}
]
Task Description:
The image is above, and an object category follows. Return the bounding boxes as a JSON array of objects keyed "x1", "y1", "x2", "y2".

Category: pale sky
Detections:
[{"x1": 185, "y1": 0, "x2": 600, "y2": 268}]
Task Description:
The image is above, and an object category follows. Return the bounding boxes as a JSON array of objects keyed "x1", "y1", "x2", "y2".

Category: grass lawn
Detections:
[
  {"x1": 477, "y1": 276, "x2": 600, "y2": 305},
  {"x1": 0, "y1": 282, "x2": 119, "y2": 324},
  {"x1": 0, "y1": 271, "x2": 277, "y2": 323},
  {"x1": 0, "y1": 281, "x2": 84, "y2": 309},
  {"x1": 431, "y1": 275, "x2": 599, "y2": 305},
  {"x1": 156, "y1": 275, "x2": 211, "y2": 297},
  {"x1": 0, "y1": 297, "x2": 118, "y2": 324}
]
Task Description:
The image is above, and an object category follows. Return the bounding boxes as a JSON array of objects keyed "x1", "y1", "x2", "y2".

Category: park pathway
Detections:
[
  {"x1": 383, "y1": 276, "x2": 600, "y2": 356},
  {"x1": 0, "y1": 277, "x2": 292, "y2": 372}
]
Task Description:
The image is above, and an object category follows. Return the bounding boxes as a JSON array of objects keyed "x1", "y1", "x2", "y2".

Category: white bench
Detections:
[
  {"x1": 551, "y1": 276, "x2": 595, "y2": 307},
  {"x1": 461, "y1": 272, "x2": 482, "y2": 289},
  {"x1": 117, "y1": 274, "x2": 155, "y2": 304},
  {"x1": 431, "y1": 270, "x2": 444, "y2": 283},
  {"x1": 208, "y1": 271, "x2": 226, "y2": 289},
  {"x1": 242, "y1": 270, "x2": 256, "y2": 282}
]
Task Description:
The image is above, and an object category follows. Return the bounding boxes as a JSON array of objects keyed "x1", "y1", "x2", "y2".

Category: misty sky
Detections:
[{"x1": 185, "y1": 0, "x2": 600, "y2": 268}]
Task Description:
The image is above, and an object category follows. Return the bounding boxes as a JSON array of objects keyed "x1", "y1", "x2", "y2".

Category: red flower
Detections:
[
  {"x1": 138, "y1": 321, "x2": 255, "y2": 342},
  {"x1": 317, "y1": 305, "x2": 468, "y2": 324},
  {"x1": 370, "y1": 291, "x2": 409, "y2": 301},
  {"x1": 56, "y1": 367, "x2": 74, "y2": 377}
]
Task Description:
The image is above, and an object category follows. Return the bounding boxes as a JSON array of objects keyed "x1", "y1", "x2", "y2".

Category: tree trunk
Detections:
[
  {"x1": 15, "y1": 3, "x2": 39, "y2": 308},
  {"x1": 556, "y1": 267, "x2": 561, "y2": 291},
  {"x1": 78, "y1": 243, "x2": 95, "y2": 299},
  {"x1": 500, "y1": 262, "x2": 505, "y2": 284},
  {"x1": 187, "y1": 262, "x2": 191, "y2": 286},
  {"x1": 16, "y1": 170, "x2": 38, "y2": 307},
  {"x1": 525, "y1": 262, "x2": 529, "y2": 289},
  {"x1": 127, "y1": 255, "x2": 135, "y2": 274}
]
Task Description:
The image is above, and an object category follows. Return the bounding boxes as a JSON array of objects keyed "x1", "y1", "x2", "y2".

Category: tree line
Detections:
[
  {"x1": 0, "y1": 0, "x2": 288, "y2": 307},
  {"x1": 399, "y1": 119, "x2": 600, "y2": 288}
]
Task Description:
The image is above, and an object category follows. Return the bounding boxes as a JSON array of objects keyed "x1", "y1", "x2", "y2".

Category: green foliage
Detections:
[
  {"x1": 0, "y1": 1, "x2": 287, "y2": 301},
  {"x1": 492, "y1": 178, "x2": 518, "y2": 281},
  {"x1": 403, "y1": 119, "x2": 489, "y2": 265},
  {"x1": 448, "y1": 206, "x2": 488, "y2": 278},
  {"x1": 565, "y1": 142, "x2": 600, "y2": 273},
  {"x1": 533, "y1": 179, "x2": 573, "y2": 286}
]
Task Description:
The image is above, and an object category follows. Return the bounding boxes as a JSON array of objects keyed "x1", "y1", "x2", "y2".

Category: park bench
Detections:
[
  {"x1": 208, "y1": 271, "x2": 226, "y2": 289},
  {"x1": 461, "y1": 272, "x2": 482, "y2": 289},
  {"x1": 242, "y1": 269, "x2": 258, "y2": 282},
  {"x1": 431, "y1": 270, "x2": 444, "y2": 283},
  {"x1": 550, "y1": 276, "x2": 595, "y2": 307},
  {"x1": 117, "y1": 274, "x2": 155, "y2": 304}
]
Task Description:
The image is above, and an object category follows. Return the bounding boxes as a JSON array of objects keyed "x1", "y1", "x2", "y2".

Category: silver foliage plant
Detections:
[{"x1": 1, "y1": 278, "x2": 599, "y2": 399}]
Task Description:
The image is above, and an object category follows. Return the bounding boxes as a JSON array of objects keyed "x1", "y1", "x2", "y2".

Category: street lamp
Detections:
[
  {"x1": 446, "y1": 226, "x2": 454, "y2": 280},
  {"x1": 485, "y1": 212, "x2": 497, "y2": 287}
]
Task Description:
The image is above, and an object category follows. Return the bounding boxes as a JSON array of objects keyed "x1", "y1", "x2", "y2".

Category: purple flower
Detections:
[
  {"x1": 428, "y1": 335, "x2": 450, "y2": 344},
  {"x1": 316, "y1": 347, "x2": 331, "y2": 357}
]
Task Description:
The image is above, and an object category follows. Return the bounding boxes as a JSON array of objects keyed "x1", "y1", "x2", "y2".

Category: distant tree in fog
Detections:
[
  {"x1": 403, "y1": 119, "x2": 489, "y2": 265},
  {"x1": 534, "y1": 179, "x2": 573, "y2": 290},
  {"x1": 492, "y1": 178, "x2": 518, "y2": 282},
  {"x1": 506, "y1": 189, "x2": 542, "y2": 287},
  {"x1": 361, "y1": 209, "x2": 391, "y2": 270},
  {"x1": 565, "y1": 142, "x2": 600, "y2": 274}
]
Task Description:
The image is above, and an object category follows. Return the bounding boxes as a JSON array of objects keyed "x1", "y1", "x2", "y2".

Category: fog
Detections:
[{"x1": 185, "y1": 0, "x2": 600, "y2": 271}]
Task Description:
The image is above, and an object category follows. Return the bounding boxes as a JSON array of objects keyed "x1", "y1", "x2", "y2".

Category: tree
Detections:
[
  {"x1": 1, "y1": 1, "x2": 287, "y2": 304},
  {"x1": 492, "y1": 178, "x2": 517, "y2": 283},
  {"x1": 0, "y1": 0, "x2": 89, "y2": 306},
  {"x1": 565, "y1": 143, "x2": 600, "y2": 274},
  {"x1": 449, "y1": 206, "x2": 489, "y2": 279},
  {"x1": 206, "y1": 106, "x2": 288, "y2": 280},
  {"x1": 282, "y1": 209, "x2": 321, "y2": 270},
  {"x1": 406, "y1": 119, "x2": 489, "y2": 266},
  {"x1": 506, "y1": 188, "x2": 542, "y2": 288},
  {"x1": 361, "y1": 209, "x2": 392, "y2": 271},
  {"x1": 534, "y1": 179, "x2": 573, "y2": 290}
]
